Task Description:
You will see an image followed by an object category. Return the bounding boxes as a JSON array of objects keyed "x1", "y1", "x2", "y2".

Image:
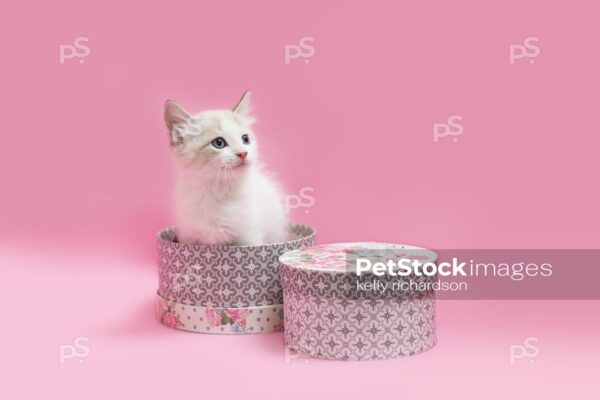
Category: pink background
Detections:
[{"x1": 1, "y1": 0, "x2": 598, "y2": 398}]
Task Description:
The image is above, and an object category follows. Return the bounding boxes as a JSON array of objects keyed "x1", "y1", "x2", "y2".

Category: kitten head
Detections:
[{"x1": 164, "y1": 91, "x2": 257, "y2": 173}]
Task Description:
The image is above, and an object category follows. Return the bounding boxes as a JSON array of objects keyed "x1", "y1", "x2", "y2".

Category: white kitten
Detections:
[{"x1": 164, "y1": 91, "x2": 288, "y2": 246}]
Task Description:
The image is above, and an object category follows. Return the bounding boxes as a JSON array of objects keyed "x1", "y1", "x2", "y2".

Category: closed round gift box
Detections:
[
  {"x1": 280, "y1": 242, "x2": 438, "y2": 360},
  {"x1": 156, "y1": 224, "x2": 315, "y2": 334}
]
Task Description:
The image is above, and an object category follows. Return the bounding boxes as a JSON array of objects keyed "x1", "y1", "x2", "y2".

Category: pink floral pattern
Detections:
[
  {"x1": 156, "y1": 297, "x2": 184, "y2": 329},
  {"x1": 205, "y1": 307, "x2": 251, "y2": 333},
  {"x1": 155, "y1": 294, "x2": 283, "y2": 334}
]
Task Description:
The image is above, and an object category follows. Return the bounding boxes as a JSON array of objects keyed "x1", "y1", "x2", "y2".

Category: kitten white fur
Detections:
[{"x1": 164, "y1": 91, "x2": 288, "y2": 246}]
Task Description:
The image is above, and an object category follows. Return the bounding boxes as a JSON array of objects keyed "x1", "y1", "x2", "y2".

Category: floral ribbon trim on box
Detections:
[{"x1": 155, "y1": 293, "x2": 284, "y2": 334}]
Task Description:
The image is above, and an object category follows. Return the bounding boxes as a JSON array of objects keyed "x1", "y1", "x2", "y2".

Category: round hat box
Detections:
[
  {"x1": 156, "y1": 224, "x2": 315, "y2": 334},
  {"x1": 280, "y1": 242, "x2": 438, "y2": 360}
]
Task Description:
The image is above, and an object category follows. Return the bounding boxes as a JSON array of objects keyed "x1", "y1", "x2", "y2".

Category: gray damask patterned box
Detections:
[
  {"x1": 280, "y1": 242, "x2": 437, "y2": 361},
  {"x1": 156, "y1": 224, "x2": 315, "y2": 334}
]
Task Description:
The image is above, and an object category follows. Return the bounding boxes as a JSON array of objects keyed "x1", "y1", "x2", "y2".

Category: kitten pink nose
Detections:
[{"x1": 236, "y1": 152, "x2": 248, "y2": 160}]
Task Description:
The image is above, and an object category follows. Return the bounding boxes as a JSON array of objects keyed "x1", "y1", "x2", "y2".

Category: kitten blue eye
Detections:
[
  {"x1": 242, "y1": 134, "x2": 250, "y2": 145},
  {"x1": 211, "y1": 137, "x2": 227, "y2": 149}
]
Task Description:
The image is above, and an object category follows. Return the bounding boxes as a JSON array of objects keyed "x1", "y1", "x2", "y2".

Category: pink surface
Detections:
[{"x1": 1, "y1": 0, "x2": 599, "y2": 398}]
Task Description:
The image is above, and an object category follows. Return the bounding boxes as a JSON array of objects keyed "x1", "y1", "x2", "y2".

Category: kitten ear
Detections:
[
  {"x1": 232, "y1": 90, "x2": 251, "y2": 116},
  {"x1": 164, "y1": 100, "x2": 191, "y2": 144}
]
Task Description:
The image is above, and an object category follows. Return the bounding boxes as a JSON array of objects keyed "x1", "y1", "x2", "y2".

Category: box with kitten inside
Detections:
[{"x1": 155, "y1": 223, "x2": 315, "y2": 334}]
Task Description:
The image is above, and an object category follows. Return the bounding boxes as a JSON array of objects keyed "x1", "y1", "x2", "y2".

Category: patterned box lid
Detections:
[
  {"x1": 280, "y1": 242, "x2": 437, "y2": 272},
  {"x1": 279, "y1": 242, "x2": 438, "y2": 298}
]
